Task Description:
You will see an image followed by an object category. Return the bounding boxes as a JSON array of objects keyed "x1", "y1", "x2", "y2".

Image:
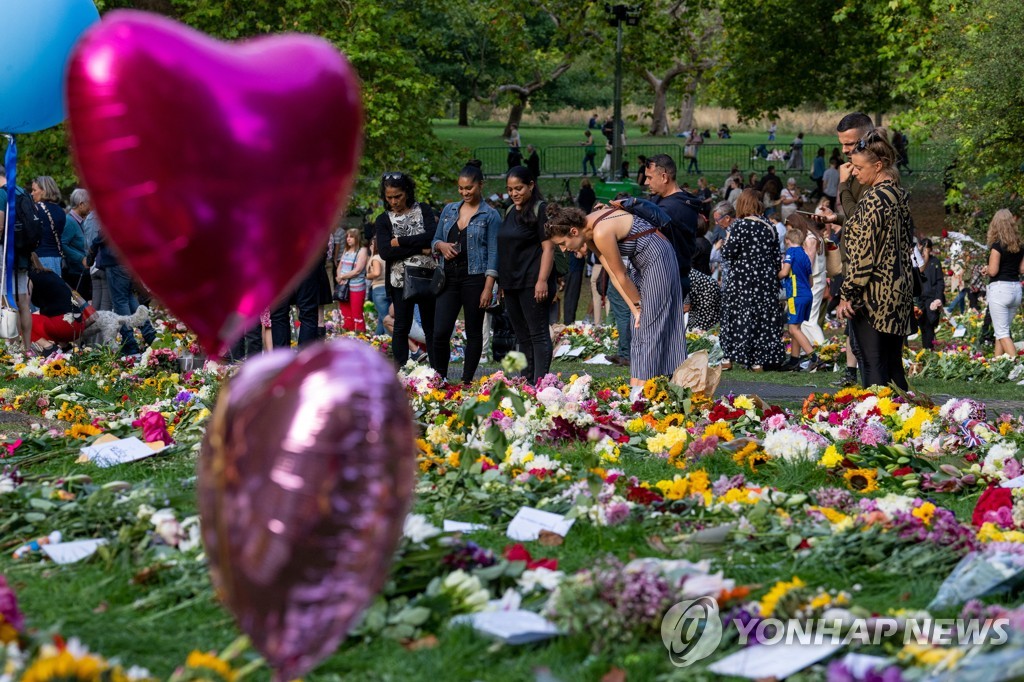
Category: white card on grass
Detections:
[
  {"x1": 443, "y1": 520, "x2": 488, "y2": 533},
  {"x1": 42, "y1": 539, "x2": 108, "y2": 565},
  {"x1": 81, "y1": 437, "x2": 165, "y2": 468},
  {"x1": 452, "y1": 609, "x2": 561, "y2": 644},
  {"x1": 708, "y1": 641, "x2": 842, "y2": 679},
  {"x1": 566, "y1": 347, "x2": 585, "y2": 357},
  {"x1": 506, "y1": 507, "x2": 574, "y2": 541},
  {"x1": 553, "y1": 344, "x2": 570, "y2": 358},
  {"x1": 952, "y1": 325, "x2": 967, "y2": 338},
  {"x1": 583, "y1": 354, "x2": 613, "y2": 365}
]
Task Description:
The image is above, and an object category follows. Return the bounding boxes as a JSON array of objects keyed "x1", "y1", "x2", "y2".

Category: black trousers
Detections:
[
  {"x1": 919, "y1": 304, "x2": 941, "y2": 350},
  {"x1": 391, "y1": 286, "x2": 435, "y2": 366},
  {"x1": 851, "y1": 313, "x2": 908, "y2": 391},
  {"x1": 504, "y1": 287, "x2": 552, "y2": 383},
  {"x1": 432, "y1": 271, "x2": 486, "y2": 383},
  {"x1": 270, "y1": 262, "x2": 321, "y2": 349},
  {"x1": 562, "y1": 265, "x2": 583, "y2": 325},
  {"x1": 229, "y1": 322, "x2": 263, "y2": 360}
]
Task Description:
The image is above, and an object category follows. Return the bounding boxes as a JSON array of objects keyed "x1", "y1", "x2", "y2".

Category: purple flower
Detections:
[
  {"x1": 712, "y1": 474, "x2": 747, "y2": 496},
  {"x1": 813, "y1": 486, "x2": 856, "y2": 511},
  {"x1": 0, "y1": 575, "x2": 24, "y2": 632},
  {"x1": 604, "y1": 501, "x2": 631, "y2": 526}
]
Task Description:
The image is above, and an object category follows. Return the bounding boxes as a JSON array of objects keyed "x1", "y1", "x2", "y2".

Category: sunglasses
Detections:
[
  {"x1": 381, "y1": 172, "x2": 405, "y2": 181},
  {"x1": 853, "y1": 132, "x2": 880, "y2": 153}
]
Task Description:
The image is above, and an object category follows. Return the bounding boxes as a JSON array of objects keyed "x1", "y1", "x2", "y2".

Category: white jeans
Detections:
[{"x1": 988, "y1": 281, "x2": 1022, "y2": 339}]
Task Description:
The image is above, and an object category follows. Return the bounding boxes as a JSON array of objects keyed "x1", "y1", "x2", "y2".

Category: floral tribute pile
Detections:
[{"x1": 2, "y1": 321, "x2": 1024, "y2": 679}]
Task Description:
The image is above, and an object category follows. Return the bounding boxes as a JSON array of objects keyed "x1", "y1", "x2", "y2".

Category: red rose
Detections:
[
  {"x1": 892, "y1": 466, "x2": 913, "y2": 477},
  {"x1": 971, "y1": 486, "x2": 1013, "y2": 527}
]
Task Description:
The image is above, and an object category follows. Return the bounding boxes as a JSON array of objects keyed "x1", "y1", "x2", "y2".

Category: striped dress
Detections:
[{"x1": 617, "y1": 216, "x2": 688, "y2": 380}]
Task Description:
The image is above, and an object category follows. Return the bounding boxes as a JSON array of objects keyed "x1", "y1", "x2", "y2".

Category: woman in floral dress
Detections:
[{"x1": 720, "y1": 189, "x2": 786, "y2": 370}]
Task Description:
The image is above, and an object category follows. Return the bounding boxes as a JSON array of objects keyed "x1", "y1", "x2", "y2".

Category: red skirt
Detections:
[{"x1": 31, "y1": 314, "x2": 85, "y2": 344}]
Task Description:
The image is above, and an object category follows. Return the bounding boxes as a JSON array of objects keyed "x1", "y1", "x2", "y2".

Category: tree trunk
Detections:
[
  {"x1": 504, "y1": 95, "x2": 527, "y2": 138},
  {"x1": 874, "y1": 112, "x2": 884, "y2": 127},
  {"x1": 649, "y1": 82, "x2": 671, "y2": 136},
  {"x1": 458, "y1": 99, "x2": 469, "y2": 127},
  {"x1": 676, "y1": 78, "x2": 700, "y2": 134}
]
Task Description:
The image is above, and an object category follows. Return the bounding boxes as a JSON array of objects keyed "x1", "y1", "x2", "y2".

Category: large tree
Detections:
[{"x1": 621, "y1": 0, "x2": 723, "y2": 136}]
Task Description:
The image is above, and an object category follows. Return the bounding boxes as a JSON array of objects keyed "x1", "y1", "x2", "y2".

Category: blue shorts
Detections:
[{"x1": 787, "y1": 297, "x2": 812, "y2": 325}]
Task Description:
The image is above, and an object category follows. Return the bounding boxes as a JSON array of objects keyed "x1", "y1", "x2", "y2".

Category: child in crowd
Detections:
[{"x1": 779, "y1": 228, "x2": 821, "y2": 371}]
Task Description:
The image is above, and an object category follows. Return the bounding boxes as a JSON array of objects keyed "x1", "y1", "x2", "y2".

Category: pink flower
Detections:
[
  {"x1": 132, "y1": 411, "x2": 174, "y2": 444},
  {"x1": 3, "y1": 439, "x2": 22, "y2": 456},
  {"x1": 36, "y1": 397, "x2": 49, "y2": 409}
]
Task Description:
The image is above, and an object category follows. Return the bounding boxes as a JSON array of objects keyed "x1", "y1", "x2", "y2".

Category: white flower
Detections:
[
  {"x1": 762, "y1": 429, "x2": 820, "y2": 461},
  {"x1": 983, "y1": 441, "x2": 1019, "y2": 477},
  {"x1": 535, "y1": 386, "x2": 565, "y2": 410},
  {"x1": 135, "y1": 504, "x2": 156, "y2": 521},
  {"x1": 178, "y1": 516, "x2": 202, "y2": 553},
  {"x1": 501, "y1": 350, "x2": 528, "y2": 373},
  {"x1": 151, "y1": 508, "x2": 182, "y2": 545},
  {"x1": 873, "y1": 493, "x2": 916, "y2": 516},
  {"x1": 853, "y1": 396, "x2": 878, "y2": 418},
  {"x1": 518, "y1": 567, "x2": 564, "y2": 594},
  {"x1": 402, "y1": 513, "x2": 441, "y2": 543}
]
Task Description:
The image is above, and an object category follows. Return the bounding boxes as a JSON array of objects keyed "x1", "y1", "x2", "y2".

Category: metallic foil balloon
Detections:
[
  {"x1": 0, "y1": 0, "x2": 99, "y2": 133},
  {"x1": 198, "y1": 340, "x2": 417, "y2": 680},
  {"x1": 65, "y1": 11, "x2": 363, "y2": 357}
]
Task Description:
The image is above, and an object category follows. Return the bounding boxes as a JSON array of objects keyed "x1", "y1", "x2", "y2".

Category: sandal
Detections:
[{"x1": 721, "y1": 359, "x2": 732, "y2": 371}]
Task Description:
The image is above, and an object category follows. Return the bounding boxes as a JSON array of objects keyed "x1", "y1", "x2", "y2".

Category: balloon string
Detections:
[
  {"x1": 208, "y1": 383, "x2": 235, "y2": 601},
  {"x1": 2, "y1": 135, "x2": 16, "y2": 307}
]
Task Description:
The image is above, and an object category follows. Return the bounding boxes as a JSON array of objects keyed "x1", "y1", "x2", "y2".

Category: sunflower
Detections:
[{"x1": 842, "y1": 467, "x2": 879, "y2": 494}]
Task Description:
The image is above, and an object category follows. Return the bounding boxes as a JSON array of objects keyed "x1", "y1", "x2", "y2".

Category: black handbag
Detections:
[
  {"x1": 334, "y1": 280, "x2": 351, "y2": 302},
  {"x1": 430, "y1": 264, "x2": 446, "y2": 296},
  {"x1": 403, "y1": 266, "x2": 435, "y2": 301}
]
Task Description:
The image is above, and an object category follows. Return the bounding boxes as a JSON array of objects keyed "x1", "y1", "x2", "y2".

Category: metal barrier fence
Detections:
[{"x1": 471, "y1": 140, "x2": 954, "y2": 181}]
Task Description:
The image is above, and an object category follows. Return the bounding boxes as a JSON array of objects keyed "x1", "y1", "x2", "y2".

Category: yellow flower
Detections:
[
  {"x1": 0, "y1": 619, "x2": 17, "y2": 644},
  {"x1": 66, "y1": 423, "x2": 102, "y2": 440},
  {"x1": 447, "y1": 451, "x2": 460, "y2": 468},
  {"x1": 688, "y1": 470, "x2": 710, "y2": 496},
  {"x1": 626, "y1": 417, "x2": 647, "y2": 434},
  {"x1": 759, "y1": 576, "x2": 805, "y2": 617},
  {"x1": 617, "y1": 385, "x2": 631, "y2": 398},
  {"x1": 808, "y1": 505, "x2": 850, "y2": 526},
  {"x1": 703, "y1": 421, "x2": 734, "y2": 442},
  {"x1": 647, "y1": 426, "x2": 689, "y2": 456},
  {"x1": 642, "y1": 378, "x2": 658, "y2": 399},
  {"x1": 1000, "y1": 422, "x2": 1013, "y2": 436},
  {"x1": 819, "y1": 445, "x2": 843, "y2": 468},
  {"x1": 655, "y1": 475, "x2": 689, "y2": 500},
  {"x1": 732, "y1": 442, "x2": 769, "y2": 470},
  {"x1": 185, "y1": 651, "x2": 237, "y2": 681},
  {"x1": 977, "y1": 522, "x2": 1024, "y2": 543},
  {"x1": 733, "y1": 395, "x2": 754, "y2": 410},
  {"x1": 912, "y1": 502, "x2": 936, "y2": 526},
  {"x1": 20, "y1": 649, "x2": 110, "y2": 682},
  {"x1": 897, "y1": 643, "x2": 964, "y2": 668},
  {"x1": 876, "y1": 396, "x2": 896, "y2": 416},
  {"x1": 718, "y1": 487, "x2": 759, "y2": 505},
  {"x1": 843, "y1": 467, "x2": 879, "y2": 494},
  {"x1": 143, "y1": 377, "x2": 158, "y2": 387}
]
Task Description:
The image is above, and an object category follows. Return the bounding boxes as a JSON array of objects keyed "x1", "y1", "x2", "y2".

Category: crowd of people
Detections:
[{"x1": 3, "y1": 112, "x2": 1020, "y2": 392}]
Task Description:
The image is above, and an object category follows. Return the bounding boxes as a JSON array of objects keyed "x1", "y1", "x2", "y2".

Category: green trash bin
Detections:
[{"x1": 593, "y1": 178, "x2": 644, "y2": 203}]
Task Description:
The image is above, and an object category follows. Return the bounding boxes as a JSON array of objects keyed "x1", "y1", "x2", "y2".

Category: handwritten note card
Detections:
[
  {"x1": 80, "y1": 436, "x2": 166, "y2": 468},
  {"x1": 506, "y1": 507, "x2": 574, "y2": 542}
]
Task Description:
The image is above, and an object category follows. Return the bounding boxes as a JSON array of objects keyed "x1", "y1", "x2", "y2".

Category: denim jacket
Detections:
[{"x1": 431, "y1": 200, "x2": 500, "y2": 278}]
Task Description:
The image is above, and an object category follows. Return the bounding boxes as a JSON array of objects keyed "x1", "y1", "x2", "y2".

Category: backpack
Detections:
[
  {"x1": 505, "y1": 201, "x2": 569, "y2": 276},
  {"x1": 12, "y1": 188, "x2": 43, "y2": 256}
]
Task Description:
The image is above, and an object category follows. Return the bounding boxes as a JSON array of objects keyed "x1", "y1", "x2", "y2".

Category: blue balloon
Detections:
[{"x1": 0, "y1": 0, "x2": 100, "y2": 134}]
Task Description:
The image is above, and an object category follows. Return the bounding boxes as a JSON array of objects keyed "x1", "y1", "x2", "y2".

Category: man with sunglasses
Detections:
[{"x1": 813, "y1": 112, "x2": 875, "y2": 387}]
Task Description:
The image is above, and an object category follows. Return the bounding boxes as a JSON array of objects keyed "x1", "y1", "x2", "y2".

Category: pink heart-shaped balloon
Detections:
[
  {"x1": 198, "y1": 340, "x2": 417, "y2": 680},
  {"x1": 66, "y1": 11, "x2": 363, "y2": 356}
]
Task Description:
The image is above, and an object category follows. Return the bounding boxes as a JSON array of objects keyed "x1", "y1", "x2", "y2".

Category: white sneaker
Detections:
[{"x1": 907, "y1": 333, "x2": 920, "y2": 341}]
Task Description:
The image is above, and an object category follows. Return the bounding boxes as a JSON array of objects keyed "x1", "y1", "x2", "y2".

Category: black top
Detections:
[
  {"x1": 497, "y1": 201, "x2": 556, "y2": 291},
  {"x1": 29, "y1": 269, "x2": 73, "y2": 317},
  {"x1": 991, "y1": 243, "x2": 1024, "y2": 283},
  {"x1": 577, "y1": 186, "x2": 596, "y2": 213},
  {"x1": 652, "y1": 191, "x2": 699, "y2": 281},
  {"x1": 692, "y1": 236, "x2": 712, "y2": 276},
  {"x1": 444, "y1": 222, "x2": 469, "y2": 276},
  {"x1": 35, "y1": 201, "x2": 66, "y2": 259},
  {"x1": 526, "y1": 152, "x2": 541, "y2": 180},
  {"x1": 920, "y1": 256, "x2": 945, "y2": 303}
]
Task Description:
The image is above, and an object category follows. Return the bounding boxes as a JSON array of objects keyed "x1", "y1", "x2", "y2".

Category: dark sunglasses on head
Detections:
[
  {"x1": 381, "y1": 172, "x2": 405, "y2": 181},
  {"x1": 853, "y1": 132, "x2": 880, "y2": 153}
]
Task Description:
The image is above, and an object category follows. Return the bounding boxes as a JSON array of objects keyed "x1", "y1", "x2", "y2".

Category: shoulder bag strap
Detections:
[{"x1": 40, "y1": 203, "x2": 64, "y2": 259}]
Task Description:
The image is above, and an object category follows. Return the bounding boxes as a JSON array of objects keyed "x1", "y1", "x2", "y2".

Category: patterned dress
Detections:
[
  {"x1": 616, "y1": 216, "x2": 687, "y2": 379},
  {"x1": 720, "y1": 216, "x2": 787, "y2": 367}
]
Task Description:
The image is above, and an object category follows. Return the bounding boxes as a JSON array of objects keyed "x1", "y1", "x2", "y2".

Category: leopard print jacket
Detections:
[{"x1": 839, "y1": 180, "x2": 914, "y2": 336}]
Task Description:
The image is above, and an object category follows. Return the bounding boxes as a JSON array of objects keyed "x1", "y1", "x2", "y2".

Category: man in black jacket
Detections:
[{"x1": 642, "y1": 154, "x2": 700, "y2": 301}]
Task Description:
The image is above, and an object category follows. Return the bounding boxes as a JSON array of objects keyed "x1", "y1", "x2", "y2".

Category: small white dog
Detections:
[{"x1": 78, "y1": 306, "x2": 151, "y2": 348}]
